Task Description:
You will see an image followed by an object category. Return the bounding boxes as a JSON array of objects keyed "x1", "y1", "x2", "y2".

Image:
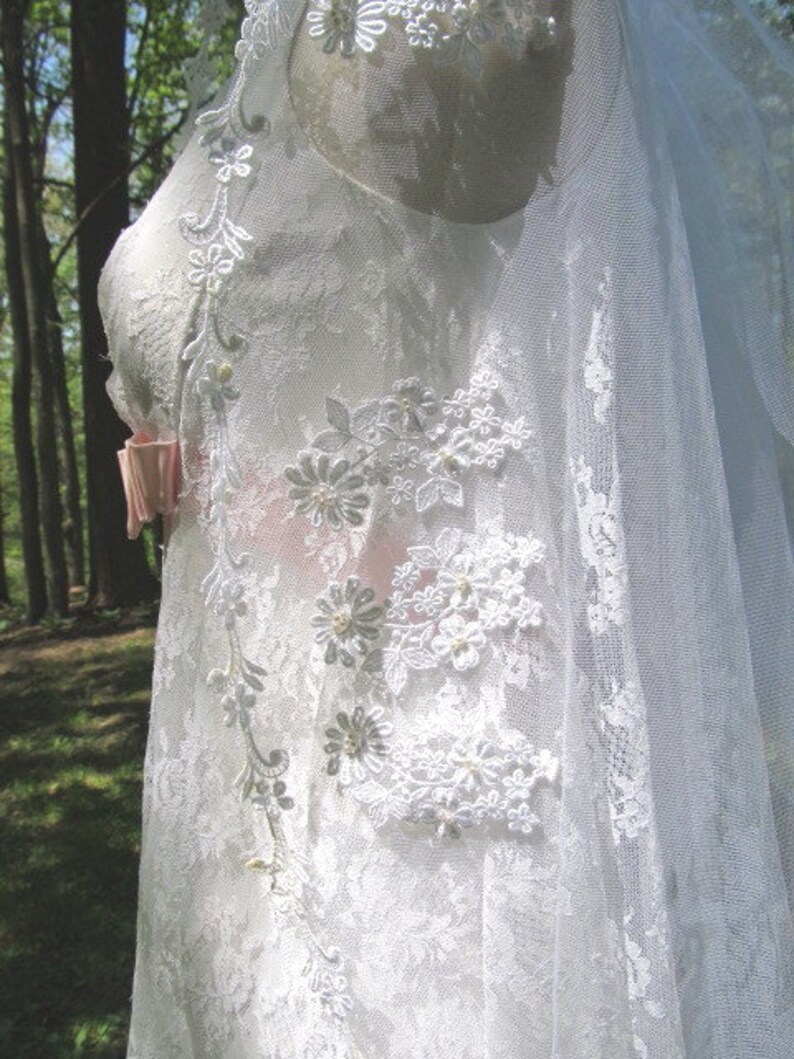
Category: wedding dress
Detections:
[{"x1": 98, "y1": 1, "x2": 794, "y2": 1056}]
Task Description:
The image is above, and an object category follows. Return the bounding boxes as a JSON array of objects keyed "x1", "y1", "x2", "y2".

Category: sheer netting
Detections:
[{"x1": 98, "y1": 1, "x2": 794, "y2": 1056}]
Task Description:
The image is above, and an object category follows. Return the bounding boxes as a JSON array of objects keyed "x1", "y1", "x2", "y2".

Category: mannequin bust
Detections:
[{"x1": 286, "y1": 0, "x2": 573, "y2": 223}]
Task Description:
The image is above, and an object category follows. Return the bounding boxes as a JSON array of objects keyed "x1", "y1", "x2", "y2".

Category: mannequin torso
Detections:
[{"x1": 286, "y1": 0, "x2": 572, "y2": 223}]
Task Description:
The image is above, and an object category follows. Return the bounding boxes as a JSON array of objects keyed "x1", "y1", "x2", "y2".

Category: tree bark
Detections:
[
  {"x1": 0, "y1": 473, "x2": 10, "y2": 607},
  {"x1": 40, "y1": 220, "x2": 86, "y2": 590},
  {"x1": 1, "y1": 0, "x2": 68, "y2": 617},
  {"x1": 71, "y1": 0, "x2": 159, "y2": 606},
  {"x1": 2, "y1": 109, "x2": 47, "y2": 622}
]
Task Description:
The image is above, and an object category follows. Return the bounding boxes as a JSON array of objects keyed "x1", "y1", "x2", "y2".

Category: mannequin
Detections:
[
  {"x1": 286, "y1": 0, "x2": 573, "y2": 222},
  {"x1": 104, "y1": 3, "x2": 794, "y2": 1056}
]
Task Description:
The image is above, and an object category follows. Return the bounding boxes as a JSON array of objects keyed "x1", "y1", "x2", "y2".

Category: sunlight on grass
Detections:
[{"x1": 0, "y1": 614, "x2": 156, "y2": 1058}]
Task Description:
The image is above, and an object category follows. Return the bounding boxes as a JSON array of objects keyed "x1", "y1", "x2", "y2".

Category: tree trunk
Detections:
[
  {"x1": 71, "y1": 0, "x2": 159, "y2": 607},
  {"x1": 2, "y1": 110, "x2": 47, "y2": 622},
  {"x1": 39, "y1": 220, "x2": 86, "y2": 590},
  {"x1": 2, "y1": 0, "x2": 69, "y2": 617},
  {"x1": 0, "y1": 464, "x2": 11, "y2": 608}
]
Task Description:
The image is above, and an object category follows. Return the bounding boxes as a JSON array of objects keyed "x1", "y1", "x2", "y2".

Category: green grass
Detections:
[{"x1": 0, "y1": 607, "x2": 157, "y2": 1059}]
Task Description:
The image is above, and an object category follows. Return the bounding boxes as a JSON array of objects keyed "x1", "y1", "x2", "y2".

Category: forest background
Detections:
[
  {"x1": 0, "y1": 2, "x2": 791, "y2": 1058},
  {"x1": 1, "y1": 0, "x2": 245, "y2": 625}
]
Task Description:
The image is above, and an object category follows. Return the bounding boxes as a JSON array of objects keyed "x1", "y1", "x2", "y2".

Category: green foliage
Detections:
[
  {"x1": 129, "y1": 0, "x2": 243, "y2": 206},
  {"x1": 0, "y1": 0, "x2": 244, "y2": 610}
]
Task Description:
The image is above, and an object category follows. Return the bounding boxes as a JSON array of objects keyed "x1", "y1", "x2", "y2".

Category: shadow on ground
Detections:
[{"x1": 0, "y1": 607, "x2": 157, "y2": 1058}]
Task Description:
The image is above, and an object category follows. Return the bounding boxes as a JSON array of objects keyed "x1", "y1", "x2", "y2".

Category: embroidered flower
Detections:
[
  {"x1": 251, "y1": 775, "x2": 294, "y2": 813},
  {"x1": 448, "y1": 0, "x2": 505, "y2": 44},
  {"x1": 312, "y1": 575, "x2": 386, "y2": 670},
  {"x1": 385, "y1": 474, "x2": 414, "y2": 505},
  {"x1": 411, "y1": 582, "x2": 446, "y2": 617},
  {"x1": 503, "y1": 766, "x2": 537, "y2": 801},
  {"x1": 404, "y1": 11, "x2": 438, "y2": 49},
  {"x1": 421, "y1": 425, "x2": 473, "y2": 477},
  {"x1": 316, "y1": 970, "x2": 355, "y2": 1020},
  {"x1": 198, "y1": 360, "x2": 240, "y2": 411},
  {"x1": 469, "y1": 403, "x2": 501, "y2": 437},
  {"x1": 419, "y1": 790, "x2": 476, "y2": 839},
  {"x1": 531, "y1": 748, "x2": 560, "y2": 784},
  {"x1": 431, "y1": 614, "x2": 487, "y2": 671},
  {"x1": 210, "y1": 143, "x2": 253, "y2": 183},
  {"x1": 382, "y1": 377, "x2": 439, "y2": 432},
  {"x1": 501, "y1": 19, "x2": 526, "y2": 56},
  {"x1": 513, "y1": 533, "x2": 546, "y2": 567},
  {"x1": 494, "y1": 567, "x2": 525, "y2": 600},
  {"x1": 436, "y1": 551, "x2": 490, "y2": 608},
  {"x1": 362, "y1": 453, "x2": 391, "y2": 486},
  {"x1": 236, "y1": 4, "x2": 284, "y2": 59},
  {"x1": 513, "y1": 595, "x2": 544, "y2": 630},
  {"x1": 323, "y1": 704, "x2": 393, "y2": 781},
  {"x1": 306, "y1": 0, "x2": 389, "y2": 57},
  {"x1": 449, "y1": 737, "x2": 503, "y2": 792},
  {"x1": 220, "y1": 678, "x2": 256, "y2": 728},
  {"x1": 392, "y1": 561, "x2": 420, "y2": 592},
  {"x1": 187, "y1": 244, "x2": 234, "y2": 295},
  {"x1": 506, "y1": 801, "x2": 541, "y2": 836},
  {"x1": 478, "y1": 596, "x2": 513, "y2": 630},
  {"x1": 389, "y1": 441, "x2": 420, "y2": 471},
  {"x1": 501, "y1": 416, "x2": 533, "y2": 450},
  {"x1": 214, "y1": 574, "x2": 248, "y2": 629},
  {"x1": 285, "y1": 453, "x2": 369, "y2": 529}
]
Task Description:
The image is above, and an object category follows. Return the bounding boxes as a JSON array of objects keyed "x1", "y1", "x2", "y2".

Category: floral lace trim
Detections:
[
  {"x1": 570, "y1": 269, "x2": 684, "y2": 1058},
  {"x1": 323, "y1": 682, "x2": 561, "y2": 839},
  {"x1": 382, "y1": 525, "x2": 546, "y2": 693},
  {"x1": 178, "y1": 1, "x2": 358, "y2": 1041},
  {"x1": 285, "y1": 369, "x2": 561, "y2": 843},
  {"x1": 284, "y1": 369, "x2": 534, "y2": 529},
  {"x1": 305, "y1": 0, "x2": 563, "y2": 79}
]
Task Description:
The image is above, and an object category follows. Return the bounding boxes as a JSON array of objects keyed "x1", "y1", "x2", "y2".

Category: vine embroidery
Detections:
[{"x1": 178, "y1": 0, "x2": 357, "y2": 1036}]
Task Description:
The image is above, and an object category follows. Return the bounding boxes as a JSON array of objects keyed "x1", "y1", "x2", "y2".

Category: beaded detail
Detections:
[{"x1": 306, "y1": 0, "x2": 562, "y2": 77}]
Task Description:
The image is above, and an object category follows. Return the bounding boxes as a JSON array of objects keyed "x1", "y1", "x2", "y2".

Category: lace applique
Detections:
[
  {"x1": 569, "y1": 268, "x2": 683, "y2": 1058},
  {"x1": 570, "y1": 453, "x2": 627, "y2": 635},
  {"x1": 597, "y1": 678, "x2": 651, "y2": 843},
  {"x1": 382, "y1": 525, "x2": 546, "y2": 694},
  {"x1": 312, "y1": 574, "x2": 387, "y2": 672},
  {"x1": 584, "y1": 265, "x2": 615, "y2": 425},
  {"x1": 322, "y1": 703, "x2": 393, "y2": 780},
  {"x1": 284, "y1": 370, "x2": 534, "y2": 528},
  {"x1": 305, "y1": 0, "x2": 562, "y2": 78},
  {"x1": 326, "y1": 681, "x2": 561, "y2": 839}
]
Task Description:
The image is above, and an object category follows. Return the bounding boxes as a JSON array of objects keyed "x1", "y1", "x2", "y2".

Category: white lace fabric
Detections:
[{"x1": 98, "y1": 1, "x2": 794, "y2": 1057}]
